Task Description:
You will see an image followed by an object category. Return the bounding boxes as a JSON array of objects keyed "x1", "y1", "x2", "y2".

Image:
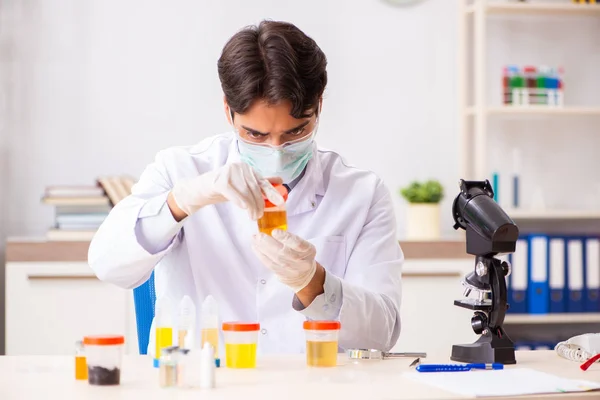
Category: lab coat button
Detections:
[
  {"x1": 310, "y1": 201, "x2": 316, "y2": 208},
  {"x1": 260, "y1": 279, "x2": 266, "y2": 284},
  {"x1": 261, "y1": 329, "x2": 267, "y2": 335},
  {"x1": 329, "y1": 293, "x2": 336, "y2": 303}
]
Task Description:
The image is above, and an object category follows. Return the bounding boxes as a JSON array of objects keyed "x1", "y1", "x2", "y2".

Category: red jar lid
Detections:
[
  {"x1": 83, "y1": 335, "x2": 125, "y2": 346},
  {"x1": 303, "y1": 320, "x2": 341, "y2": 330},
  {"x1": 263, "y1": 184, "x2": 288, "y2": 208},
  {"x1": 222, "y1": 322, "x2": 261, "y2": 332}
]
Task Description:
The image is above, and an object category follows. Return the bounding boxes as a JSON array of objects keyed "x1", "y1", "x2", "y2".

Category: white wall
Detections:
[
  {"x1": 0, "y1": 0, "x2": 460, "y2": 354},
  {"x1": 2, "y1": 0, "x2": 461, "y2": 239},
  {"x1": 2, "y1": 0, "x2": 600, "y2": 355}
]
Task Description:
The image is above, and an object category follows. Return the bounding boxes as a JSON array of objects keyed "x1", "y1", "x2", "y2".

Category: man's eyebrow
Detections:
[
  {"x1": 241, "y1": 125, "x2": 269, "y2": 136},
  {"x1": 284, "y1": 121, "x2": 310, "y2": 134},
  {"x1": 240, "y1": 120, "x2": 310, "y2": 136}
]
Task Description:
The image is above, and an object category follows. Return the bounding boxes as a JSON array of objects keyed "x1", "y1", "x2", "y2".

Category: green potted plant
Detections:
[{"x1": 399, "y1": 180, "x2": 444, "y2": 240}]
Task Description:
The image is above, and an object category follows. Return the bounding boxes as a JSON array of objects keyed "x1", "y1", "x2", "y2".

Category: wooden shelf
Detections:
[
  {"x1": 466, "y1": 2, "x2": 600, "y2": 16},
  {"x1": 505, "y1": 209, "x2": 600, "y2": 220},
  {"x1": 466, "y1": 106, "x2": 600, "y2": 116},
  {"x1": 505, "y1": 313, "x2": 600, "y2": 324}
]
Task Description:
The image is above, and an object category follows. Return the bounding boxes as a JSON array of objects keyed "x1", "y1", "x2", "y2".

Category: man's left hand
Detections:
[{"x1": 252, "y1": 229, "x2": 320, "y2": 293}]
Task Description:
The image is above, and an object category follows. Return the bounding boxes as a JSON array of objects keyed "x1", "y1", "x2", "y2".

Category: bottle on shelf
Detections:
[
  {"x1": 502, "y1": 66, "x2": 511, "y2": 105},
  {"x1": 508, "y1": 65, "x2": 524, "y2": 106},
  {"x1": 523, "y1": 66, "x2": 537, "y2": 106},
  {"x1": 536, "y1": 65, "x2": 549, "y2": 106}
]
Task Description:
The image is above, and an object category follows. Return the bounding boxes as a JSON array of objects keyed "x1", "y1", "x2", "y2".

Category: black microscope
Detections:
[{"x1": 450, "y1": 179, "x2": 520, "y2": 365}]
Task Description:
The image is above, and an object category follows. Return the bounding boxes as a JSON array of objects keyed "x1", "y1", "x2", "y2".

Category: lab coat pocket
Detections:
[{"x1": 308, "y1": 236, "x2": 347, "y2": 278}]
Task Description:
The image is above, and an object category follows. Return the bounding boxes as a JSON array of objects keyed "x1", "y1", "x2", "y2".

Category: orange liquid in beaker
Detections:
[{"x1": 257, "y1": 209, "x2": 287, "y2": 236}]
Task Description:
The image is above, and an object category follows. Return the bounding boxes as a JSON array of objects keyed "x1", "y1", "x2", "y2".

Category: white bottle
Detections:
[
  {"x1": 178, "y1": 295, "x2": 196, "y2": 349},
  {"x1": 152, "y1": 296, "x2": 174, "y2": 367},
  {"x1": 201, "y1": 295, "x2": 219, "y2": 360},
  {"x1": 200, "y1": 342, "x2": 216, "y2": 389}
]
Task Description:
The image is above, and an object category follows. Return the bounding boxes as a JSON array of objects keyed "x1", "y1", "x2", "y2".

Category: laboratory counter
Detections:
[
  {"x1": 0, "y1": 350, "x2": 598, "y2": 399},
  {"x1": 5, "y1": 237, "x2": 468, "y2": 262}
]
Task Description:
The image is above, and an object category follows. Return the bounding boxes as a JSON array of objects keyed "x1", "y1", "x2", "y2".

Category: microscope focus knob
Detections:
[
  {"x1": 475, "y1": 261, "x2": 488, "y2": 277},
  {"x1": 502, "y1": 260, "x2": 511, "y2": 277},
  {"x1": 471, "y1": 311, "x2": 488, "y2": 335}
]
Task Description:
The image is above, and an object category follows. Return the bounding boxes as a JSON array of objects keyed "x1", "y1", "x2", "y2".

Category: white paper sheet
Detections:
[{"x1": 403, "y1": 368, "x2": 600, "y2": 398}]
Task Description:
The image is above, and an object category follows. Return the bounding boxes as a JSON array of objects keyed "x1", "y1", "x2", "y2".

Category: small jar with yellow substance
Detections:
[{"x1": 257, "y1": 184, "x2": 288, "y2": 236}]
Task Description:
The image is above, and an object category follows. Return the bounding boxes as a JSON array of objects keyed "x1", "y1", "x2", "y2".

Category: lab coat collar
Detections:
[{"x1": 225, "y1": 136, "x2": 325, "y2": 217}]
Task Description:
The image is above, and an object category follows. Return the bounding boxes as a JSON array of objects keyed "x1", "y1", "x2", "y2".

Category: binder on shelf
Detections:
[
  {"x1": 508, "y1": 236, "x2": 528, "y2": 314},
  {"x1": 527, "y1": 235, "x2": 549, "y2": 314},
  {"x1": 566, "y1": 237, "x2": 585, "y2": 313},
  {"x1": 548, "y1": 236, "x2": 567, "y2": 313},
  {"x1": 585, "y1": 236, "x2": 600, "y2": 312}
]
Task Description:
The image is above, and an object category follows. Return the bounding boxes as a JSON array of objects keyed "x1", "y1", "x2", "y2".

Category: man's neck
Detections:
[{"x1": 284, "y1": 168, "x2": 306, "y2": 192}]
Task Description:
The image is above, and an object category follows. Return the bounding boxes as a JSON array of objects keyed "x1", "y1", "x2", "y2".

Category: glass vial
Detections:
[
  {"x1": 75, "y1": 340, "x2": 88, "y2": 380},
  {"x1": 159, "y1": 346, "x2": 179, "y2": 388}
]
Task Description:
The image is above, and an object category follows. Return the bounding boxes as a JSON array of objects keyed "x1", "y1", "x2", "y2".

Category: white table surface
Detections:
[{"x1": 0, "y1": 350, "x2": 599, "y2": 399}]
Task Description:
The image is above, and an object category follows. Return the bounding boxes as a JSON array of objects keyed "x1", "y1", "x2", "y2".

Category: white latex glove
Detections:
[
  {"x1": 252, "y1": 229, "x2": 317, "y2": 292},
  {"x1": 171, "y1": 162, "x2": 284, "y2": 220}
]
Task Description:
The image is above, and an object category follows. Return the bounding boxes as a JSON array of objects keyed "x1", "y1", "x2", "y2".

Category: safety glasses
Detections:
[{"x1": 233, "y1": 120, "x2": 319, "y2": 155}]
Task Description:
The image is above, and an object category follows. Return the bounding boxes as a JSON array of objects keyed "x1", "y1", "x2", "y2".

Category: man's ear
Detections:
[
  {"x1": 224, "y1": 97, "x2": 232, "y2": 124},
  {"x1": 318, "y1": 97, "x2": 323, "y2": 116}
]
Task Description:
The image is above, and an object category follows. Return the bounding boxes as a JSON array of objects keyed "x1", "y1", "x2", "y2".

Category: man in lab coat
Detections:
[{"x1": 89, "y1": 20, "x2": 403, "y2": 355}]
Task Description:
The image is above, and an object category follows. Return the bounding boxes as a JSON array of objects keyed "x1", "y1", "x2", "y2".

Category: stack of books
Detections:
[{"x1": 42, "y1": 176, "x2": 136, "y2": 241}]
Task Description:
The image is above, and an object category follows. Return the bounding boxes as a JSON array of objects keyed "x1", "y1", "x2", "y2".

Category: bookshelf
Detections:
[
  {"x1": 458, "y1": 1, "x2": 600, "y2": 349},
  {"x1": 458, "y1": 0, "x2": 600, "y2": 181}
]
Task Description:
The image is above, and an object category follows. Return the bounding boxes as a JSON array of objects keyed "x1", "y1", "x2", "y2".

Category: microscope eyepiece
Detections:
[{"x1": 453, "y1": 179, "x2": 519, "y2": 256}]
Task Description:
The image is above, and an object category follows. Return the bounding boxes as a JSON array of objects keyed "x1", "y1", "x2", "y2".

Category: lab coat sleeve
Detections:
[
  {"x1": 291, "y1": 270, "x2": 343, "y2": 320},
  {"x1": 336, "y1": 181, "x2": 403, "y2": 352},
  {"x1": 88, "y1": 150, "x2": 184, "y2": 289}
]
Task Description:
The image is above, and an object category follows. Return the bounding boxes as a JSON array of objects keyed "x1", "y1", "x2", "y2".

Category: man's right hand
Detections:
[{"x1": 169, "y1": 163, "x2": 284, "y2": 221}]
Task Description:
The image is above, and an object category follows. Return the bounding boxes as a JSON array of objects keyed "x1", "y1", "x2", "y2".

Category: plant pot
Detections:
[{"x1": 405, "y1": 203, "x2": 441, "y2": 240}]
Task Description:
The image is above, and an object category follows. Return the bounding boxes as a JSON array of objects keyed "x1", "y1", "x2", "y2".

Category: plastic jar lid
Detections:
[
  {"x1": 83, "y1": 335, "x2": 125, "y2": 346},
  {"x1": 263, "y1": 184, "x2": 288, "y2": 208},
  {"x1": 303, "y1": 321, "x2": 341, "y2": 330},
  {"x1": 222, "y1": 322, "x2": 260, "y2": 332}
]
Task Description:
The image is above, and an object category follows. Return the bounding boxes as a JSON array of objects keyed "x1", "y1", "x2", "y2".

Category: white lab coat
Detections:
[{"x1": 88, "y1": 133, "x2": 403, "y2": 356}]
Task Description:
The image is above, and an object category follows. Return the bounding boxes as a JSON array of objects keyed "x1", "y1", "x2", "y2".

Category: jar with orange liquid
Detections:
[
  {"x1": 74, "y1": 340, "x2": 88, "y2": 380},
  {"x1": 257, "y1": 184, "x2": 288, "y2": 235},
  {"x1": 303, "y1": 320, "x2": 341, "y2": 367}
]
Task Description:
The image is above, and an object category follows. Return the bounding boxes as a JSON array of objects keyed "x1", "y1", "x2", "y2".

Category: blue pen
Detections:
[{"x1": 416, "y1": 363, "x2": 504, "y2": 372}]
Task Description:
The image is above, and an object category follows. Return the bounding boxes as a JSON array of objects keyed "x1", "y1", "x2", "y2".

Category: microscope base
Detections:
[{"x1": 450, "y1": 334, "x2": 516, "y2": 365}]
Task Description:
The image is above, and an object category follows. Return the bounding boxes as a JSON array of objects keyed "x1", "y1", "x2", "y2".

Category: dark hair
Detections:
[{"x1": 217, "y1": 20, "x2": 327, "y2": 119}]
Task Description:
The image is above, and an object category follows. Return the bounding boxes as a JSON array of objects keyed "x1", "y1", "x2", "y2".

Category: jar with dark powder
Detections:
[{"x1": 83, "y1": 335, "x2": 125, "y2": 386}]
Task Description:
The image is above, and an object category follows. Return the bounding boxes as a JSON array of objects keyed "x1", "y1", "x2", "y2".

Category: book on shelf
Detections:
[
  {"x1": 41, "y1": 175, "x2": 137, "y2": 241},
  {"x1": 44, "y1": 185, "x2": 106, "y2": 198},
  {"x1": 46, "y1": 229, "x2": 97, "y2": 242}
]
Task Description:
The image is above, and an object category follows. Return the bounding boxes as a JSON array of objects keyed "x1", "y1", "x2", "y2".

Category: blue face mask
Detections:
[{"x1": 236, "y1": 130, "x2": 317, "y2": 183}]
